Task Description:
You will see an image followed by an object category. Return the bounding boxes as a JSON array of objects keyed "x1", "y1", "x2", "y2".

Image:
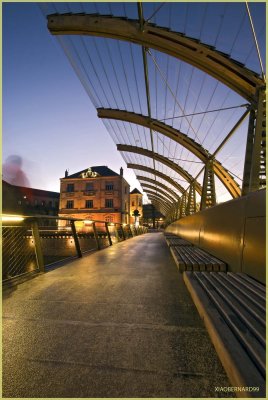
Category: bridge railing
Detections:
[{"x1": 2, "y1": 214, "x2": 148, "y2": 283}]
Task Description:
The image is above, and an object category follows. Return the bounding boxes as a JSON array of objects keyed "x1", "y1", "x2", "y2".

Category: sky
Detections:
[
  {"x1": 3, "y1": 1, "x2": 266, "y2": 203},
  {"x1": 3, "y1": 2, "x2": 141, "y2": 193}
]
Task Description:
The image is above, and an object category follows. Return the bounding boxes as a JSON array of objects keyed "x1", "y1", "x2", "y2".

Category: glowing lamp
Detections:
[{"x1": 1, "y1": 215, "x2": 25, "y2": 222}]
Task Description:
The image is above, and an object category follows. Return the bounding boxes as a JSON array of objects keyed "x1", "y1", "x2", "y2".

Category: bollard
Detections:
[
  {"x1": 92, "y1": 222, "x2": 101, "y2": 250},
  {"x1": 105, "y1": 222, "x2": 113, "y2": 246},
  {"x1": 31, "y1": 220, "x2": 45, "y2": 272},
  {"x1": 70, "y1": 221, "x2": 82, "y2": 258}
]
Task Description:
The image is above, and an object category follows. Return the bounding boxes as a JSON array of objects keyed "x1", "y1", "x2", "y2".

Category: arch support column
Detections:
[
  {"x1": 201, "y1": 160, "x2": 216, "y2": 210},
  {"x1": 186, "y1": 182, "x2": 197, "y2": 215},
  {"x1": 242, "y1": 88, "x2": 266, "y2": 195}
]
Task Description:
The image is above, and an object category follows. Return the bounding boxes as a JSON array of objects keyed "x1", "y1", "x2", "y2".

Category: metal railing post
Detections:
[
  {"x1": 121, "y1": 224, "x2": 126, "y2": 240},
  {"x1": 70, "y1": 220, "x2": 82, "y2": 258},
  {"x1": 105, "y1": 222, "x2": 113, "y2": 246},
  {"x1": 31, "y1": 220, "x2": 45, "y2": 272},
  {"x1": 128, "y1": 224, "x2": 133, "y2": 237},
  {"x1": 114, "y1": 225, "x2": 120, "y2": 242},
  {"x1": 92, "y1": 222, "x2": 101, "y2": 250}
]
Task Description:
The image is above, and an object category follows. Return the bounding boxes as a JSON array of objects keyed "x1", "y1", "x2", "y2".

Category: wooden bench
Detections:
[
  {"x1": 165, "y1": 237, "x2": 192, "y2": 247},
  {"x1": 183, "y1": 271, "x2": 266, "y2": 397},
  {"x1": 170, "y1": 245, "x2": 227, "y2": 272}
]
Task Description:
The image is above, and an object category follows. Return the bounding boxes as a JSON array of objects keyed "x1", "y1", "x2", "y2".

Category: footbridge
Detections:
[{"x1": 3, "y1": 2, "x2": 266, "y2": 398}]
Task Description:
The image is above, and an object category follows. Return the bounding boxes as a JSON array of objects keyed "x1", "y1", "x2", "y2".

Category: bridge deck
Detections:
[{"x1": 3, "y1": 232, "x2": 231, "y2": 398}]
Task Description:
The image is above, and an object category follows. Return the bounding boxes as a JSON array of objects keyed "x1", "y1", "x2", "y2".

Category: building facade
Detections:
[
  {"x1": 129, "y1": 188, "x2": 143, "y2": 225},
  {"x1": 59, "y1": 166, "x2": 130, "y2": 227}
]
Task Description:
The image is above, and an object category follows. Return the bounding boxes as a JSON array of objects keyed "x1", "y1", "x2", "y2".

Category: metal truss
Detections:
[
  {"x1": 140, "y1": 183, "x2": 176, "y2": 203},
  {"x1": 147, "y1": 195, "x2": 170, "y2": 213},
  {"x1": 98, "y1": 108, "x2": 241, "y2": 198},
  {"x1": 127, "y1": 164, "x2": 185, "y2": 194},
  {"x1": 144, "y1": 190, "x2": 173, "y2": 208},
  {"x1": 136, "y1": 176, "x2": 179, "y2": 200},
  {"x1": 117, "y1": 144, "x2": 202, "y2": 194}
]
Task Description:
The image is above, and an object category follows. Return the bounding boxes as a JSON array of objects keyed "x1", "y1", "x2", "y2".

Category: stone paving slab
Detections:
[{"x1": 3, "y1": 233, "x2": 232, "y2": 398}]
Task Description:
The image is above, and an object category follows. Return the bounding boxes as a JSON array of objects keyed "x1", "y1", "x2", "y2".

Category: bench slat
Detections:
[
  {"x1": 183, "y1": 271, "x2": 266, "y2": 397},
  {"x1": 194, "y1": 272, "x2": 265, "y2": 377}
]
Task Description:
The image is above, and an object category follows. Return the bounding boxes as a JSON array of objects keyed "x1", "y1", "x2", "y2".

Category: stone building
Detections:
[
  {"x1": 59, "y1": 166, "x2": 130, "y2": 227},
  {"x1": 129, "y1": 188, "x2": 143, "y2": 225}
]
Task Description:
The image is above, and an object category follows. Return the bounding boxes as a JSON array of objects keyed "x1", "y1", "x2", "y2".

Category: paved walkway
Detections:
[{"x1": 3, "y1": 232, "x2": 231, "y2": 398}]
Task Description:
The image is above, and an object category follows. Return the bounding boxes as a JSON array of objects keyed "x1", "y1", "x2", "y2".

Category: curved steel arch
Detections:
[
  {"x1": 144, "y1": 190, "x2": 173, "y2": 207},
  {"x1": 137, "y1": 176, "x2": 179, "y2": 200},
  {"x1": 150, "y1": 202, "x2": 168, "y2": 216},
  {"x1": 47, "y1": 14, "x2": 264, "y2": 102},
  {"x1": 147, "y1": 195, "x2": 170, "y2": 213},
  {"x1": 117, "y1": 144, "x2": 202, "y2": 195},
  {"x1": 141, "y1": 183, "x2": 175, "y2": 203},
  {"x1": 127, "y1": 163, "x2": 185, "y2": 193},
  {"x1": 98, "y1": 108, "x2": 241, "y2": 198}
]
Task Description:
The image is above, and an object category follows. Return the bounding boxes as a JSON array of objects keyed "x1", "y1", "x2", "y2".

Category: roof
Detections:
[
  {"x1": 130, "y1": 188, "x2": 142, "y2": 195},
  {"x1": 63, "y1": 166, "x2": 119, "y2": 179},
  {"x1": 3, "y1": 180, "x2": 60, "y2": 198}
]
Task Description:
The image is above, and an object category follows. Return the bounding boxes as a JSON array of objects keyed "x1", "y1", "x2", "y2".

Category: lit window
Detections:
[
  {"x1": 105, "y1": 183, "x2": 114, "y2": 191},
  {"x1": 85, "y1": 200, "x2": 93, "y2": 208},
  {"x1": 105, "y1": 215, "x2": 114, "y2": 222},
  {"x1": 66, "y1": 200, "x2": 74, "y2": 209},
  {"x1": 67, "y1": 183, "x2": 74, "y2": 192},
  {"x1": 105, "y1": 199, "x2": 113, "y2": 208}
]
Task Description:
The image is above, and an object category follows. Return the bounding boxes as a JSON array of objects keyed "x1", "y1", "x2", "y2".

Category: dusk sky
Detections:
[
  {"x1": 3, "y1": 2, "x2": 140, "y2": 193},
  {"x1": 3, "y1": 2, "x2": 266, "y2": 202}
]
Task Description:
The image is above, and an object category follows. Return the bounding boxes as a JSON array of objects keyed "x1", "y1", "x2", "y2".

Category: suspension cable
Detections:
[
  {"x1": 161, "y1": 103, "x2": 249, "y2": 122},
  {"x1": 245, "y1": 1, "x2": 266, "y2": 80},
  {"x1": 145, "y1": 2, "x2": 166, "y2": 23},
  {"x1": 148, "y1": 50, "x2": 203, "y2": 144}
]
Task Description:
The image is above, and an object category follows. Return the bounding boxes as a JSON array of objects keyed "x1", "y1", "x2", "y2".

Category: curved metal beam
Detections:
[
  {"x1": 148, "y1": 196, "x2": 169, "y2": 214},
  {"x1": 127, "y1": 163, "x2": 185, "y2": 193},
  {"x1": 151, "y1": 203, "x2": 167, "y2": 216},
  {"x1": 99, "y1": 108, "x2": 241, "y2": 198},
  {"x1": 47, "y1": 14, "x2": 264, "y2": 102},
  {"x1": 141, "y1": 183, "x2": 175, "y2": 203},
  {"x1": 117, "y1": 144, "x2": 202, "y2": 195},
  {"x1": 144, "y1": 190, "x2": 173, "y2": 207},
  {"x1": 137, "y1": 176, "x2": 179, "y2": 200}
]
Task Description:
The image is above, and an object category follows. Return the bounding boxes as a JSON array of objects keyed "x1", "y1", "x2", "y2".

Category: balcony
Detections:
[{"x1": 83, "y1": 190, "x2": 96, "y2": 196}]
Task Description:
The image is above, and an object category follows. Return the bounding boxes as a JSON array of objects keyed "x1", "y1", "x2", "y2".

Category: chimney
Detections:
[
  {"x1": 65, "y1": 169, "x2": 69, "y2": 178},
  {"x1": 120, "y1": 167, "x2": 123, "y2": 176}
]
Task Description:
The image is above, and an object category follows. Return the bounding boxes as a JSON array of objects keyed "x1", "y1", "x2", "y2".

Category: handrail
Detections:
[{"x1": 2, "y1": 214, "x2": 148, "y2": 283}]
